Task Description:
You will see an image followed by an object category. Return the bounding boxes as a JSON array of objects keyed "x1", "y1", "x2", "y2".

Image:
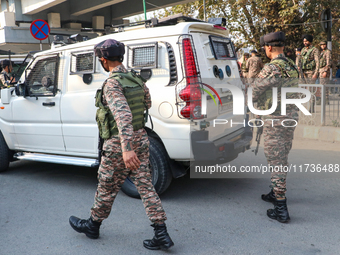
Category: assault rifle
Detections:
[
  {"x1": 253, "y1": 118, "x2": 263, "y2": 155},
  {"x1": 9, "y1": 52, "x2": 32, "y2": 85},
  {"x1": 299, "y1": 58, "x2": 304, "y2": 79}
]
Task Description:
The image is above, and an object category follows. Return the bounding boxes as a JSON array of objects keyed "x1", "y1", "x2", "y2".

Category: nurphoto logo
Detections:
[{"x1": 208, "y1": 85, "x2": 312, "y2": 116}]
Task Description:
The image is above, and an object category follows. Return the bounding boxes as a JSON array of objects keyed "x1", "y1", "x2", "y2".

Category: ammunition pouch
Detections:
[
  {"x1": 319, "y1": 57, "x2": 326, "y2": 68},
  {"x1": 302, "y1": 46, "x2": 316, "y2": 71},
  {"x1": 258, "y1": 57, "x2": 299, "y2": 115}
]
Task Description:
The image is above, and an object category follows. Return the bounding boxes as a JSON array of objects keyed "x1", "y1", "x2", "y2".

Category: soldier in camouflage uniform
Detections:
[
  {"x1": 295, "y1": 48, "x2": 302, "y2": 69},
  {"x1": 295, "y1": 48, "x2": 303, "y2": 82},
  {"x1": 301, "y1": 35, "x2": 320, "y2": 84},
  {"x1": 0, "y1": 60, "x2": 13, "y2": 88},
  {"x1": 246, "y1": 50, "x2": 264, "y2": 81},
  {"x1": 319, "y1": 41, "x2": 332, "y2": 102},
  {"x1": 241, "y1": 53, "x2": 250, "y2": 78},
  {"x1": 69, "y1": 39, "x2": 174, "y2": 251},
  {"x1": 251, "y1": 32, "x2": 299, "y2": 223}
]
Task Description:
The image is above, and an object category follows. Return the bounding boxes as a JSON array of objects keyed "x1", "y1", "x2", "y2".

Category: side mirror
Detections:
[{"x1": 1, "y1": 87, "x2": 16, "y2": 104}]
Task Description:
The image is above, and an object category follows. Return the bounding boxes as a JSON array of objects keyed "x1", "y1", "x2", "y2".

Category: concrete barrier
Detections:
[{"x1": 295, "y1": 124, "x2": 340, "y2": 143}]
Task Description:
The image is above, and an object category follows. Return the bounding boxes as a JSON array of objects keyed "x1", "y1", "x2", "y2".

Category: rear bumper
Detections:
[{"x1": 191, "y1": 122, "x2": 253, "y2": 163}]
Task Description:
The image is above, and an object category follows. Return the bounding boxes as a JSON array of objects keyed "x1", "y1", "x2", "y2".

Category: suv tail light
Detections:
[{"x1": 177, "y1": 35, "x2": 203, "y2": 120}]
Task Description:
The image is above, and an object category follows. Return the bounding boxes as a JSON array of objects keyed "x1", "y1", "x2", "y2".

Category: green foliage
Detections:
[
  {"x1": 332, "y1": 120, "x2": 339, "y2": 127},
  {"x1": 160, "y1": 0, "x2": 340, "y2": 64}
]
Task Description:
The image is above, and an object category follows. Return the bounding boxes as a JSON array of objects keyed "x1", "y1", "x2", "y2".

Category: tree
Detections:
[{"x1": 159, "y1": 0, "x2": 340, "y2": 65}]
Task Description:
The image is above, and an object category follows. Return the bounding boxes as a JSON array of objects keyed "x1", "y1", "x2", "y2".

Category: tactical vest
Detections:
[
  {"x1": 258, "y1": 57, "x2": 299, "y2": 115},
  {"x1": 319, "y1": 49, "x2": 329, "y2": 68},
  {"x1": 95, "y1": 71, "x2": 147, "y2": 139},
  {"x1": 301, "y1": 46, "x2": 316, "y2": 70}
]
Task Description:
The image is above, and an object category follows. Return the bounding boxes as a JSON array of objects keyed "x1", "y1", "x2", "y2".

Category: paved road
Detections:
[{"x1": 1, "y1": 139, "x2": 340, "y2": 255}]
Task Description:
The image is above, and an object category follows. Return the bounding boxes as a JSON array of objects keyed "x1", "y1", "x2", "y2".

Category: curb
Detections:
[{"x1": 294, "y1": 124, "x2": 340, "y2": 143}]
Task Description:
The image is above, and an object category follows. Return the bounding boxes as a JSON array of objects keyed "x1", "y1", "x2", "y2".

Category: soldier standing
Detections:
[
  {"x1": 69, "y1": 39, "x2": 174, "y2": 251},
  {"x1": 301, "y1": 35, "x2": 320, "y2": 84},
  {"x1": 241, "y1": 53, "x2": 250, "y2": 78},
  {"x1": 319, "y1": 41, "x2": 332, "y2": 102},
  {"x1": 0, "y1": 60, "x2": 13, "y2": 88},
  {"x1": 251, "y1": 32, "x2": 299, "y2": 223},
  {"x1": 246, "y1": 50, "x2": 264, "y2": 80},
  {"x1": 295, "y1": 48, "x2": 303, "y2": 80},
  {"x1": 295, "y1": 48, "x2": 302, "y2": 69}
]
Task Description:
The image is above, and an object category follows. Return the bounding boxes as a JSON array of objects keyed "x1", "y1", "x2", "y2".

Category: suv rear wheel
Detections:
[{"x1": 121, "y1": 136, "x2": 172, "y2": 198}]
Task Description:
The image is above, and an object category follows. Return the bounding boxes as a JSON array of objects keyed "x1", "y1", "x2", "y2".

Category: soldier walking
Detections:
[
  {"x1": 301, "y1": 35, "x2": 320, "y2": 84},
  {"x1": 251, "y1": 32, "x2": 299, "y2": 223},
  {"x1": 69, "y1": 39, "x2": 174, "y2": 251},
  {"x1": 319, "y1": 41, "x2": 332, "y2": 103},
  {"x1": 246, "y1": 50, "x2": 264, "y2": 81},
  {"x1": 0, "y1": 60, "x2": 13, "y2": 88}
]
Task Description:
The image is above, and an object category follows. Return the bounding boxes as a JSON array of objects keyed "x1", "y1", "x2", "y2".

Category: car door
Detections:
[
  {"x1": 12, "y1": 54, "x2": 65, "y2": 152},
  {"x1": 60, "y1": 49, "x2": 104, "y2": 157}
]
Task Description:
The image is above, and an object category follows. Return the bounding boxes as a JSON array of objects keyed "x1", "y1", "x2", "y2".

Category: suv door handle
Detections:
[{"x1": 42, "y1": 102, "x2": 55, "y2": 107}]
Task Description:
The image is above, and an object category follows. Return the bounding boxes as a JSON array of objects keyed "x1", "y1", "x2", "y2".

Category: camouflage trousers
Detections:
[
  {"x1": 302, "y1": 71, "x2": 316, "y2": 84},
  {"x1": 319, "y1": 70, "x2": 330, "y2": 101},
  {"x1": 90, "y1": 133, "x2": 167, "y2": 224},
  {"x1": 263, "y1": 120, "x2": 296, "y2": 199}
]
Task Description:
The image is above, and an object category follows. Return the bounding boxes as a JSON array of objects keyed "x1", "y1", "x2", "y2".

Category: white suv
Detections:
[{"x1": 0, "y1": 16, "x2": 252, "y2": 197}]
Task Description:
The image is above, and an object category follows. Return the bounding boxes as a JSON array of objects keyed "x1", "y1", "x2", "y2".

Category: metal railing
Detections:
[{"x1": 299, "y1": 83, "x2": 340, "y2": 126}]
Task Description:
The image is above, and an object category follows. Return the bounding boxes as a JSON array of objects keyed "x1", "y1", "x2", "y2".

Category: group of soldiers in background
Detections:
[
  {"x1": 242, "y1": 34, "x2": 332, "y2": 85},
  {"x1": 241, "y1": 34, "x2": 332, "y2": 104},
  {"x1": 241, "y1": 50, "x2": 264, "y2": 80}
]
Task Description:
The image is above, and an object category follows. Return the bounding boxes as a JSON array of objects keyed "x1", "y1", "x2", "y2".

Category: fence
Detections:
[{"x1": 298, "y1": 83, "x2": 340, "y2": 127}]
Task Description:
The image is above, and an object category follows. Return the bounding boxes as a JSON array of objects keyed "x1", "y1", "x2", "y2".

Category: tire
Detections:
[
  {"x1": 121, "y1": 136, "x2": 172, "y2": 198},
  {"x1": 0, "y1": 132, "x2": 11, "y2": 172}
]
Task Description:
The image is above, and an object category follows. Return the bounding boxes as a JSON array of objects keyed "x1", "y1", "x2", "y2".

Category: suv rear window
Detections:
[{"x1": 209, "y1": 36, "x2": 236, "y2": 60}]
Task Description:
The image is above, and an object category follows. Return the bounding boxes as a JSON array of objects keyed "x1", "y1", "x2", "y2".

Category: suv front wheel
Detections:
[
  {"x1": 121, "y1": 136, "x2": 172, "y2": 198},
  {"x1": 0, "y1": 131, "x2": 13, "y2": 172}
]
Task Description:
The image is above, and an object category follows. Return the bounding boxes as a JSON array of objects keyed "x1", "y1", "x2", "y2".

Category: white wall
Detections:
[{"x1": 21, "y1": 0, "x2": 67, "y2": 14}]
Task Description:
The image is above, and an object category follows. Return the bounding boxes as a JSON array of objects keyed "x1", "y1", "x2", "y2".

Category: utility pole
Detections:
[
  {"x1": 203, "y1": 0, "x2": 206, "y2": 22},
  {"x1": 321, "y1": 8, "x2": 332, "y2": 78},
  {"x1": 143, "y1": 0, "x2": 147, "y2": 20}
]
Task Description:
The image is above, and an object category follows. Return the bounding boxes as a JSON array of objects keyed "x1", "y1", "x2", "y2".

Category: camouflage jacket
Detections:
[
  {"x1": 0, "y1": 70, "x2": 10, "y2": 87},
  {"x1": 102, "y1": 64, "x2": 151, "y2": 152},
  {"x1": 301, "y1": 46, "x2": 320, "y2": 76},
  {"x1": 295, "y1": 55, "x2": 302, "y2": 69},
  {"x1": 319, "y1": 49, "x2": 331, "y2": 73},
  {"x1": 241, "y1": 60, "x2": 248, "y2": 72},
  {"x1": 251, "y1": 53, "x2": 299, "y2": 121},
  {"x1": 246, "y1": 56, "x2": 264, "y2": 78}
]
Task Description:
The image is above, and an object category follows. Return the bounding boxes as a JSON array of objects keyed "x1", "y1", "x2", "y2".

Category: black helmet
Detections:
[
  {"x1": 260, "y1": 36, "x2": 265, "y2": 47},
  {"x1": 1, "y1": 59, "x2": 12, "y2": 68},
  {"x1": 263, "y1": 31, "x2": 285, "y2": 47},
  {"x1": 94, "y1": 39, "x2": 125, "y2": 62}
]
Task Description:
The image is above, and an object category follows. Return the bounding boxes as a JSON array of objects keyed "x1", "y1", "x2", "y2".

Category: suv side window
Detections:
[
  {"x1": 25, "y1": 55, "x2": 59, "y2": 97},
  {"x1": 70, "y1": 50, "x2": 95, "y2": 74}
]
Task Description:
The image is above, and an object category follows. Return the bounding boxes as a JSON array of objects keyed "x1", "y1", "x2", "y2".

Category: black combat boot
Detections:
[
  {"x1": 267, "y1": 198, "x2": 290, "y2": 223},
  {"x1": 69, "y1": 216, "x2": 101, "y2": 239},
  {"x1": 261, "y1": 189, "x2": 275, "y2": 204},
  {"x1": 143, "y1": 223, "x2": 174, "y2": 250}
]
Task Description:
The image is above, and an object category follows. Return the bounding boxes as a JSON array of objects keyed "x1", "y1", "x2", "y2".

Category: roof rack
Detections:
[{"x1": 112, "y1": 14, "x2": 204, "y2": 32}]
